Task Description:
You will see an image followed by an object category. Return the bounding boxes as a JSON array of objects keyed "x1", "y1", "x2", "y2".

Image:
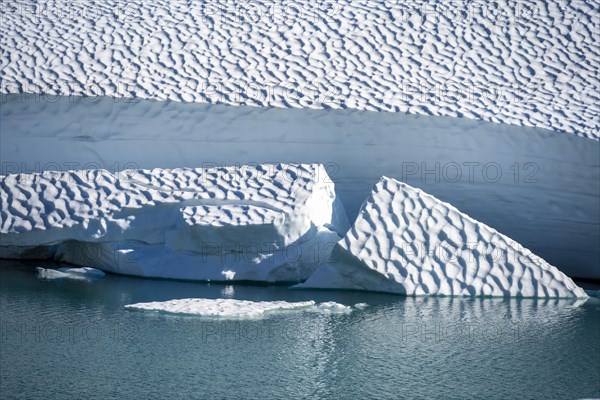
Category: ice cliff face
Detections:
[
  {"x1": 0, "y1": 163, "x2": 350, "y2": 282},
  {"x1": 0, "y1": 165, "x2": 588, "y2": 297},
  {"x1": 299, "y1": 177, "x2": 587, "y2": 298}
]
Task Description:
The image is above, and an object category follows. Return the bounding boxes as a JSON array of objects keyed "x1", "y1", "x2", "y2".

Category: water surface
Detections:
[{"x1": 1, "y1": 262, "x2": 599, "y2": 399}]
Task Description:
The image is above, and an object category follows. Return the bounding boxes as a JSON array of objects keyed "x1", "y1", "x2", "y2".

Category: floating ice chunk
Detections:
[
  {"x1": 36, "y1": 266, "x2": 105, "y2": 281},
  {"x1": 300, "y1": 177, "x2": 587, "y2": 298},
  {"x1": 125, "y1": 298, "x2": 355, "y2": 319},
  {"x1": 312, "y1": 301, "x2": 353, "y2": 314},
  {"x1": 58, "y1": 267, "x2": 105, "y2": 277},
  {"x1": 354, "y1": 303, "x2": 369, "y2": 309},
  {"x1": 222, "y1": 270, "x2": 236, "y2": 280},
  {"x1": 125, "y1": 298, "x2": 314, "y2": 319}
]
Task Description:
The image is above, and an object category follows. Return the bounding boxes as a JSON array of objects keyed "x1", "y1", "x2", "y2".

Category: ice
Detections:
[
  {"x1": 2, "y1": 164, "x2": 349, "y2": 282},
  {"x1": 312, "y1": 302, "x2": 353, "y2": 314},
  {"x1": 124, "y1": 298, "x2": 354, "y2": 319},
  {"x1": 3, "y1": 97, "x2": 597, "y2": 279},
  {"x1": 1, "y1": 0, "x2": 598, "y2": 286},
  {"x1": 0, "y1": 95, "x2": 600, "y2": 279},
  {"x1": 2, "y1": 0, "x2": 597, "y2": 140},
  {"x1": 36, "y1": 266, "x2": 105, "y2": 281},
  {"x1": 299, "y1": 177, "x2": 588, "y2": 298}
]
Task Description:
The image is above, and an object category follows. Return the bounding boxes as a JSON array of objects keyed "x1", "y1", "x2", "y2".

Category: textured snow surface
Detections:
[
  {"x1": 1, "y1": 0, "x2": 598, "y2": 139},
  {"x1": 300, "y1": 177, "x2": 587, "y2": 298},
  {"x1": 124, "y1": 298, "x2": 353, "y2": 319},
  {"x1": 3, "y1": 96, "x2": 598, "y2": 279},
  {"x1": 1, "y1": 163, "x2": 350, "y2": 282}
]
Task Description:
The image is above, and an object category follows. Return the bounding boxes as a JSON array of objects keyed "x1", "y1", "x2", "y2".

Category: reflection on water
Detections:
[{"x1": 1, "y1": 261, "x2": 599, "y2": 399}]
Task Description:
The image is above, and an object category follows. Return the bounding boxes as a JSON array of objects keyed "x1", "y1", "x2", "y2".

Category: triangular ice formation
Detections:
[{"x1": 300, "y1": 177, "x2": 587, "y2": 298}]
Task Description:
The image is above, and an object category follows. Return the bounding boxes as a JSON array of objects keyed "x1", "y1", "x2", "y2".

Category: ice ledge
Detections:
[{"x1": 1, "y1": 163, "x2": 350, "y2": 282}]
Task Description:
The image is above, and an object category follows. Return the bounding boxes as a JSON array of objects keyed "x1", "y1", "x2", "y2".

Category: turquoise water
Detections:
[{"x1": 1, "y1": 262, "x2": 599, "y2": 400}]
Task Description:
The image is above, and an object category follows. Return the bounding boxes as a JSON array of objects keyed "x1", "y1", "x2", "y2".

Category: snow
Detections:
[
  {"x1": 2, "y1": 163, "x2": 350, "y2": 282},
  {"x1": 36, "y1": 266, "x2": 105, "y2": 281},
  {"x1": 1, "y1": 0, "x2": 598, "y2": 139},
  {"x1": 2, "y1": 96, "x2": 598, "y2": 279},
  {"x1": 298, "y1": 177, "x2": 588, "y2": 298},
  {"x1": 0, "y1": 0, "x2": 598, "y2": 286},
  {"x1": 124, "y1": 298, "x2": 354, "y2": 319}
]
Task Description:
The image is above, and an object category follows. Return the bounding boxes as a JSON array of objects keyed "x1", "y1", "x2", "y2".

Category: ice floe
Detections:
[{"x1": 125, "y1": 298, "x2": 355, "y2": 319}]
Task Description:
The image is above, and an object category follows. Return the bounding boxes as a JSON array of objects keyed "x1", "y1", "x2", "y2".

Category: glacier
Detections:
[
  {"x1": 1, "y1": 163, "x2": 350, "y2": 282},
  {"x1": 298, "y1": 177, "x2": 587, "y2": 298},
  {"x1": 2, "y1": 96, "x2": 598, "y2": 280},
  {"x1": 1, "y1": 161, "x2": 589, "y2": 297}
]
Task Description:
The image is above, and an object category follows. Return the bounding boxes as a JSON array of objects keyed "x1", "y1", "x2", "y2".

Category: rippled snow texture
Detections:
[
  {"x1": 1, "y1": 0, "x2": 598, "y2": 138},
  {"x1": 1, "y1": 163, "x2": 349, "y2": 282},
  {"x1": 301, "y1": 177, "x2": 587, "y2": 298}
]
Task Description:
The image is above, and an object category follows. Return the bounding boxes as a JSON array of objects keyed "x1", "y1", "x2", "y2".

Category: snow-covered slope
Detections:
[
  {"x1": 2, "y1": 96, "x2": 598, "y2": 279},
  {"x1": 0, "y1": 163, "x2": 350, "y2": 282},
  {"x1": 1, "y1": 0, "x2": 598, "y2": 139},
  {"x1": 299, "y1": 177, "x2": 587, "y2": 298}
]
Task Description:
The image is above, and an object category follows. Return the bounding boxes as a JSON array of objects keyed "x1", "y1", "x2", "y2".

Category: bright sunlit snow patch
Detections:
[{"x1": 2, "y1": 0, "x2": 598, "y2": 139}]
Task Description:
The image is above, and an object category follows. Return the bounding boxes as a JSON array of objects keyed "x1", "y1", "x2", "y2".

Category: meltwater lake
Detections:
[{"x1": 1, "y1": 261, "x2": 598, "y2": 400}]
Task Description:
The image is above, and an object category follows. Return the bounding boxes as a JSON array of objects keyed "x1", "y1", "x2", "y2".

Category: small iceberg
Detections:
[
  {"x1": 36, "y1": 267, "x2": 105, "y2": 281},
  {"x1": 312, "y1": 301, "x2": 353, "y2": 314},
  {"x1": 3, "y1": 164, "x2": 349, "y2": 283},
  {"x1": 125, "y1": 298, "x2": 357, "y2": 319}
]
